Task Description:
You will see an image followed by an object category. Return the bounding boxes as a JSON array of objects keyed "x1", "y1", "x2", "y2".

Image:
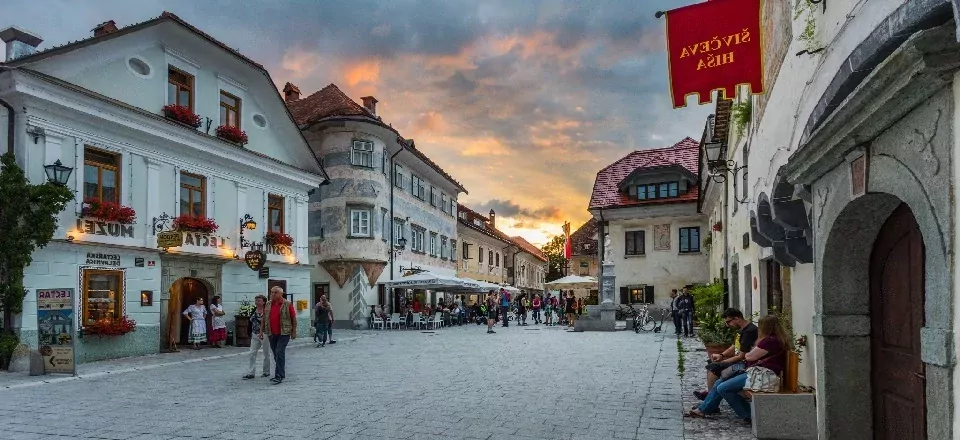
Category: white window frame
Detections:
[
  {"x1": 451, "y1": 240, "x2": 457, "y2": 261},
  {"x1": 394, "y1": 165, "x2": 404, "y2": 189},
  {"x1": 440, "y1": 236, "x2": 448, "y2": 259},
  {"x1": 350, "y1": 208, "x2": 371, "y2": 237},
  {"x1": 429, "y1": 233, "x2": 438, "y2": 257},
  {"x1": 393, "y1": 219, "x2": 405, "y2": 247},
  {"x1": 351, "y1": 140, "x2": 374, "y2": 168},
  {"x1": 430, "y1": 186, "x2": 437, "y2": 207},
  {"x1": 381, "y1": 209, "x2": 388, "y2": 242},
  {"x1": 381, "y1": 151, "x2": 387, "y2": 174}
]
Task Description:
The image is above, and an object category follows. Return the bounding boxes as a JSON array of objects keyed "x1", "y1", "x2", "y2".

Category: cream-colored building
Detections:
[
  {"x1": 507, "y1": 237, "x2": 547, "y2": 296},
  {"x1": 569, "y1": 219, "x2": 599, "y2": 278},
  {"x1": 456, "y1": 205, "x2": 511, "y2": 285}
]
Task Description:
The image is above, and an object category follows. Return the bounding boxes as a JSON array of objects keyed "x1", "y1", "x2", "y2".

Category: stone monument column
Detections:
[{"x1": 601, "y1": 234, "x2": 615, "y2": 305}]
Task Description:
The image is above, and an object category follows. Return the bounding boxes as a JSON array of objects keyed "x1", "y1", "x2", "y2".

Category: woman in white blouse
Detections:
[
  {"x1": 182, "y1": 297, "x2": 207, "y2": 350},
  {"x1": 209, "y1": 295, "x2": 227, "y2": 348}
]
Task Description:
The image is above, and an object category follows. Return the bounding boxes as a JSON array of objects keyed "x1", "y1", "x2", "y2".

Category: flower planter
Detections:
[
  {"x1": 82, "y1": 315, "x2": 137, "y2": 338},
  {"x1": 704, "y1": 342, "x2": 728, "y2": 357},
  {"x1": 172, "y1": 215, "x2": 219, "y2": 234},
  {"x1": 234, "y1": 316, "x2": 251, "y2": 347},
  {"x1": 264, "y1": 232, "x2": 294, "y2": 247},
  {"x1": 215, "y1": 125, "x2": 248, "y2": 145},
  {"x1": 162, "y1": 104, "x2": 202, "y2": 129},
  {"x1": 81, "y1": 198, "x2": 136, "y2": 224}
]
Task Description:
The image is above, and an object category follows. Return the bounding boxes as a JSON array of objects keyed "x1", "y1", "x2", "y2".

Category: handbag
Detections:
[{"x1": 744, "y1": 366, "x2": 780, "y2": 392}]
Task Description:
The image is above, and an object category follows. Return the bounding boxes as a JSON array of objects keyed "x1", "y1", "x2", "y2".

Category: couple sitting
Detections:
[{"x1": 685, "y1": 308, "x2": 791, "y2": 425}]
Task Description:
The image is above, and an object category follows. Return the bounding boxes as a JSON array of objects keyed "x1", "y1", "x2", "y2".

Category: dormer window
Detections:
[{"x1": 634, "y1": 181, "x2": 680, "y2": 200}]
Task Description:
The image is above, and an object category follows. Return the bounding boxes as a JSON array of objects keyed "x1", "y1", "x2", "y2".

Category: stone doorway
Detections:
[
  {"x1": 159, "y1": 257, "x2": 222, "y2": 352},
  {"x1": 174, "y1": 278, "x2": 212, "y2": 345},
  {"x1": 870, "y1": 203, "x2": 926, "y2": 439}
]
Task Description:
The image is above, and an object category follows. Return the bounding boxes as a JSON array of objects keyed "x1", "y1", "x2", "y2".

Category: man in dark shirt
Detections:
[{"x1": 693, "y1": 308, "x2": 758, "y2": 401}]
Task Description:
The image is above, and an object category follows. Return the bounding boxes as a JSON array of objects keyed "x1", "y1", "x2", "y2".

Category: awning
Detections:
[
  {"x1": 544, "y1": 275, "x2": 598, "y2": 289},
  {"x1": 499, "y1": 285, "x2": 520, "y2": 293},
  {"x1": 385, "y1": 271, "x2": 466, "y2": 289},
  {"x1": 450, "y1": 278, "x2": 499, "y2": 292}
]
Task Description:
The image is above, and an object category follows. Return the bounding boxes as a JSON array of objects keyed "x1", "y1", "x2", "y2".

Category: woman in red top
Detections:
[{"x1": 531, "y1": 294, "x2": 543, "y2": 325}]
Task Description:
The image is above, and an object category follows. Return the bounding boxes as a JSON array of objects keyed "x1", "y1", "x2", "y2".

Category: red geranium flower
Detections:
[
  {"x1": 215, "y1": 125, "x2": 248, "y2": 144},
  {"x1": 82, "y1": 197, "x2": 136, "y2": 224},
  {"x1": 161, "y1": 104, "x2": 202, "y2": 128},
  {"x1": 172, "y1": 215, "x2": 219, "y2": 234},
  {"x1": 265, "y1": 232, "x2": 294, "y2": 247},
  {"x1": 84, "y1": 315, "x2": 137, "y2": 337}
]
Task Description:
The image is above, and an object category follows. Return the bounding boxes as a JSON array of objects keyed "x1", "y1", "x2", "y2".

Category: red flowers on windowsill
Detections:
[
  {"x1": 712, "y1": 221, "x2": 723, "y2": 232},
  {"x1": 265, "y1": 232, "x2": 294, "y2": 247},
  {"x1": 215, "y1": 125, "x2": 248, "y2": 145},
  {"x1": 83, "y1": 315, "x2": 137, "y2": 337},
  {"x1": 162, "y1": 104, "x2": 202, "y2": 129},
  {"x1": 172, "y1": 215, "x2": 219, "y2": 234},
  {"x1": 81, "y1": 197, "x2": 136, "y2": 224}
]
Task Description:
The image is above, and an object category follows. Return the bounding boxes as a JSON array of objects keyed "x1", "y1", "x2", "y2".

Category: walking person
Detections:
[
  {"x1": 500, "y1": 288, "x2": 511, "y2": 327},
  {"x1": 669, "y1": 289, "x2": 682, "y2": 336},
  {"x1": 678, "y1": 288, "x2": 696, "y2": 337},
  {"x1": 485, "y1": 291, "x2": 498, "y2": 334},
  {"x1": 531, "y1": 294, "x2": 542, "y2": 324},
  {"x1": 544, "y1": 293, "x2": 553, "y2": 326},
  {"x1": 324, "y1": 297, "x2": 336, "y2": 344},
  {"x1": 517, "y1": 293, "x2": 528, "y2": 326},
  {"x1": 260, "y1": 286, "x2": 297, "y2": 384},
  {"x1": 243, "y1": 295, "x2": 271, "y2": 379},
  {"x1": 314, "y1": 296, "x2": 331, "y2": 347},
  {"x1": 565, "y1": 292, "x2": 577, "y2": 328},
  {"x1": 182, "y1": 297, "x2": 207, "y2": 350},
  {"x1": 209, "y1": 295, "x2": 227, "y2": 348}
]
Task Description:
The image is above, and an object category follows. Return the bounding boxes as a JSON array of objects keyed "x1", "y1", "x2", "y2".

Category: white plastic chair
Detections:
[
  {"x1": 372, "y1": 315, "x2": 385, "y2": 330},
  {"x1": 388, "y1": 313, "x2": 402, "y2": 329},
  {"x1": 428, "y1": 312, "x2": 443, "y2": 329},
  {"x1": 410, "y1": 313, "x2": 422, "y2": 330}
]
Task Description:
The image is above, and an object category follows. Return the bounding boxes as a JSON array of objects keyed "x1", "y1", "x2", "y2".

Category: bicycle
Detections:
[
  {"x1": 632, "y1": 304, "x2": 657, "y2": 332},
  {"x1": 615, "y1": 303, "x2": 639, "y2": 321}
]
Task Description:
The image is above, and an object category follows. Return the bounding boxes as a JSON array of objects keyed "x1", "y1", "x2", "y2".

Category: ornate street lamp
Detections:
[
  {"x1": 391, "y1": 236, "x2": 407, "y2": 258},
  {"x1": 43, "y1": 160, "x2": 73, "y2": 186},
  {"x1": 704, "y1": 140, "x2": 748, "y2": 203}
]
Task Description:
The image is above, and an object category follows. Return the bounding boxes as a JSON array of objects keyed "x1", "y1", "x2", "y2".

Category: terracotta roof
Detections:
[
  {"x1": 570, "y1": 218, "x2": 598, "y2": 256},
  {"x1": 589, "y1": 137, "x2": 701, "y2": 210},
  {"x1": 712, "y1": 99, "x2": 733, "y2": 144},
  {"x1": 290, "y1": 83, "x2": 467, "y2": 194},
  {"x1": 457, "y1": 204, "x2": 513, "y2": 245},
  {"x1": 511, "y1": 236, "x2": 548, "y2": 262},
  {"x1": 282, "y1": 82, "x2": 300, "y2": 95}
]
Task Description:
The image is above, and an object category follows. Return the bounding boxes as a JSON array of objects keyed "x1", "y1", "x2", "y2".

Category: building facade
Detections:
[
  {"x1": 697, "y1": 1, "x2": 960, "y2": 438},
  {"x1": 288, "y1": 84, "x2": 465, "y2": 327},
  {"x1": 456, "y1": 205, "x2": 511, "y2": 285},
  {"x1": 0, "y1": 13, "x2": 325, "y2": 362},
  {"x1": 569, "y1": 218, "x2": 599, "y2": 278},
  {"x1": 588, "y1": 138, "x2": 709, "y2": 308},
  {"x1": 506, "y1": 236, "x2": 548, "y2": 297}
]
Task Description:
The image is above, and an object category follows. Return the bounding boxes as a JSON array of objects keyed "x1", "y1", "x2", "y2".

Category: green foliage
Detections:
[
  {"x1": 697, "y1": 312, "x2": 738, "y2": 346},
  {"x1": 703, "y1": 234, "x2": 712, "y2": 252},
  {"x1": 692, "y1": 281, "x2": 726, "y2": 318},
  {"x1": 0, "y1": 331, "x2": 18, "y2": 370},
  {"x1": 731, "y1": 99, "x2": 752, "y2": 138},
  {"x1": 541, "y1": 235, "x2": 566, "y2": 282},
  {"x1": 0, "y1": 153, "x2": 74, "y2": 331},
  {"x1": 794, "y1": 0, "x2": 820, "y2": 52},
  {"x1": 676, "y1": 339, "x2": 686, "y2": 377}
]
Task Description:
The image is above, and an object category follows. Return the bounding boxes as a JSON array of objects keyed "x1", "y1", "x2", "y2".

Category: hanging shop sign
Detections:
[
  {"x1": 244, "y1": 250, "x2": 266, "y2": 271},
  {"x1": 85, "y1": 252, "x2": 121, "y2": 267},
  {"x1": 36, "y1": 288, "x2": 76, "y2": 375},
  {"x1": 156, "y1": 231, "x2": 183, "y2": 249},
  {"x1": 662, "y1": 0, "x2": 763, "y2": 107},
  {"x1": 75, "y1": 219, "x2": 134, "y2": 238}
]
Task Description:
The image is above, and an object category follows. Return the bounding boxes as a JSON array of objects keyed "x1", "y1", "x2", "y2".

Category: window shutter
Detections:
[
  {"x1": 619, "y1": 287, "x2": 628, "y2": 304},
  {"x1": 628, "y1": 185, "x2": 637, "y2": 198},
  {"x1": 625, "y1": 232, "x2": 633, "y2": 255},
  {"x1": 644, "y1": 286, "x2": 654, "y2": 304}
]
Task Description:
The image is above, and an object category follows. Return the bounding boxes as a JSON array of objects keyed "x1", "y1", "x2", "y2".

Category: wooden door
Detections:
[
  {"x1": 178, "y1": 278, "x2": 209, "y2": 345},
  {"x1": 870, "y1": 203, "x2": 926, "y2": 440}
]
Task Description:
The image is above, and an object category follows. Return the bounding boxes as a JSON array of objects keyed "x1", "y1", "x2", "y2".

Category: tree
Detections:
[
  {"x1": 0, "y1": 153, "x2": 74, "y2": 332},
  {"x1": 540, "y1": 235, "x2": 566, "y2": 282}
]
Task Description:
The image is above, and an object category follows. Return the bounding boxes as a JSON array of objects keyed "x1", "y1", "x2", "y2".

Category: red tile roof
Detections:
[
  {"x1": 286, "y1": 83, "x2": 372, "y2": 125},
  {"x1": 457, "y1": 204, "x2": 514, "y2": 244},
  {"x1": 589, "y1": 137, "x2": 700, "y2": 209},
  {"x1": 511, "y1": 236, "x2": 548, "y2": 262},
  {"x1": 570, "y1": 218, "x2": 598, "y2": 256}
]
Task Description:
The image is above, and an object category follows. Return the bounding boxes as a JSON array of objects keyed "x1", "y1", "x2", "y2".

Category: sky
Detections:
[{"x1": 3, "y1": 0, "x2": 711, "y2": 246}]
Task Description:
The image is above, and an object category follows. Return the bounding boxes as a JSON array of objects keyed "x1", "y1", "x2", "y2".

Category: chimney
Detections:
[
  {"x1": 282, "y1": 82, "x2": 301, "y2": 103},
  {"x1": 489, "y1": 210, "x2": 496, "y2": 229},
  {"x1": 361, "y1": 96, "x2": 378, "y2": 115},
  {"x1": 92, "y1": 20, "x2": 118, "y2": 37},
  {"x1": 0, "y1": 26, "x2": 42, "y2": 62}
]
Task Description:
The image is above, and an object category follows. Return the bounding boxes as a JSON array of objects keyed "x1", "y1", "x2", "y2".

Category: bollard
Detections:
[{"x1": 28, "y1": 350, "x2": 44, "y2": 376}]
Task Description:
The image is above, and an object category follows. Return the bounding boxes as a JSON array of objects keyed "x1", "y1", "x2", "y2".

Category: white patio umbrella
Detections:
[
  {"x1": 499, "y1": 285, "x2": 520, "y2": 293},
  {"x1": 385, "y1": 271, "x2": 465, "y2": 289},
  {"x1": 543, "y1": 275, "x2": 598, "y2": 289},
  {"x1": 451, "y1": 278, "x2": 499, "y2": 292}
]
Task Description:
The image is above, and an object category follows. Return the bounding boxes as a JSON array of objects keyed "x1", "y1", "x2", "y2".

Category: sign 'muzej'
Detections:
[
  {"x1": 36, "y1": 288, "x2": 77, "y2": 375},
  {"x1": 75, "y1": 219, "x2": 134, "y2": 238},
  {"x1": 662, "y1": 0, "x2": 764, "y2": 108}
]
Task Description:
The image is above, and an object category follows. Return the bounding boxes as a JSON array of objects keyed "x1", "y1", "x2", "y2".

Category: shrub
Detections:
[{"x1": 0, "y1": 331, "x2": 18, "y2": 370}]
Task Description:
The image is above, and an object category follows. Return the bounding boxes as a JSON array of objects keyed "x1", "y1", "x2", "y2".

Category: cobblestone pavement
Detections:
[
  {"x1": 679, "y1": 337, "x2": 754, "y2": 440},
  {"x1": 0, "y1": 325, "x2": 750, "y2": 440}
]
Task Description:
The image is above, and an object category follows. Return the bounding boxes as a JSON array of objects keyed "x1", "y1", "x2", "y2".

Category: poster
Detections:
[{"x1": 36, "y1": 288, "x2": 76, "y2": 375}]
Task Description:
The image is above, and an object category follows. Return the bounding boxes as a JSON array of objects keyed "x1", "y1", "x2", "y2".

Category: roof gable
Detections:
[
  {"x1": 287, "y1": 83, "x2": 373, "y2": 125},
  {"x1": 511, "y1": 236, "x2": 548, "y2": 262},
  {"x1": 589, "y1": 137, "x2": 700, "y2": 210},
  {"x1": 570, "y1": 218, "x2": 598, "y2": 256}
]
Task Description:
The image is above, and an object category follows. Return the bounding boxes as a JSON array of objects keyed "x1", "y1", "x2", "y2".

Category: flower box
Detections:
[
  {"x1": 172, "y1": 215, "x2": 219, "y2": 234},
  {"x1": 161, "y1": 104, "x2": 202, "y2": 129},
  {"x1": 81, "y1": 197, "x2": 136, "y2": 224},
  {"x1": 712, "y1": 221, "x2": 722, "y2": 232},
  {"x1": 215, "y1": 125, "x2": 248, "y2": 145},
  {"x1": 83, "y1": 315, "x2": 136, "y2": 337},
  {"x1": 265, "y1": 231, "x2": 294, "y2": 247}
]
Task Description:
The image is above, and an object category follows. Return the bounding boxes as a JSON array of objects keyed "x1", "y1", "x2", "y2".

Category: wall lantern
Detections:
[
  {"x1": 241, "y1": 214, "x2": 257, "y2": 231},
  {"x1": 390, "y1": 236, "x2": 408, "y2": 258},
  {"x1": 44, "y1": 160, "x2": 74, "y2": 186},
  {"x1": 703, "y1": 138, "x2": 748, "y2": 203}
]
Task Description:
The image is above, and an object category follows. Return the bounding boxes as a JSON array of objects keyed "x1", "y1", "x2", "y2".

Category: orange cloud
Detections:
[
  {"x1": 344, "y1": 60, "x2": 381, "y2": 86},
  {"x1": 411, "y1": 111, "x2": 447, "y2": 135},
  {"x1": 280, "y1": 49, "x2": 321, "y2": 79},
  {"x1": 460, "y1": 137, "x2": 512, "y2": 157}
]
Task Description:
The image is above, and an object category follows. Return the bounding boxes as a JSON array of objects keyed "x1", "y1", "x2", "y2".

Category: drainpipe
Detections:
[
  {"x1": 0, "y1": 67, "x2": 14, "y2": 156},
  {"x1": 597, "y1": 207, "x2": 606, "y2": 299},
  {"x1": 388, "y1": 142, "x2": 406, "y2": 313},
  {"x1": 723, "y1": 174, "x2": 730, "y2": 307}
]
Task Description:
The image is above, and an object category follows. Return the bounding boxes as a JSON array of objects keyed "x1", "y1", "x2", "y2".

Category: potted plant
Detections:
[
  {"x1": 172, "y1": 215, "x2": 219, "y2": 234},
  {"x1": 215, "y1": 125, "x2": 248, "y2": 145},
  {"x1": 234, "y1": 299, "x2": 256, "y2": 347},
  {"x1": 81, "y1": 197, "x2": 136, "y2": 224},
  {"x1": 161, "y1": 104, "x2": 202, "y2": 128},
  {"x1": 712, "y1": 221, "x2": 723, "y2": 232},
  {"x1": 265, "y1": 231, "x2": 294, "y2": 247},
  {"x1": 83, "y1": 315, "x2": 137, "y2": 337}
]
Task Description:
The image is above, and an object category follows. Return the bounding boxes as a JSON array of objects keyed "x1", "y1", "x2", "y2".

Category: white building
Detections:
[
  {"x1": 588, "y1": 138, "x2": 708, "y2": 308},
  {"x1": 507, "y1": 236, "x2": 548, "y2": 298},
  {"x1": 287, "y1": 84, "x2": 466, "y2": 326},
  {"x1": 0, "y1": 13, "x2": 326, "y2": 362},
  {"x1": 697, "y1": 0, "x2": 960, "y2": 437}
]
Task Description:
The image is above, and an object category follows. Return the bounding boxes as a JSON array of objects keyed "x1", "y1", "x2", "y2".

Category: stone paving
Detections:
[
  {"x1": 0, "y1": 324, "x2": 752, "y2": 440},
  {"x1": 679, "y1": 337, "x2": 754, "y2": 440}
]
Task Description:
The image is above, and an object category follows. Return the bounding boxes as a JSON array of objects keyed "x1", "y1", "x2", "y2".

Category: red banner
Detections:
[{"x1": 664, "y1": 0, "x2": 763, "y2": 108}]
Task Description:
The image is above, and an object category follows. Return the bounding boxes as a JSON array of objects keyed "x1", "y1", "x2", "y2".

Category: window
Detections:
[
  {"x1": 429, "y1": 233, "x2": 438, "y2": 256},
  {"x1": 411, "y1": 176, "x2": 426, "y2": 200},
  {"x1": 451, "y1": 240, "x2": 457, "y2": 261},
  {"x1": 488, "y1": 250, "x2": 493, "y2": 266},
  {"x1": 479, "y1": 247, "x2": 484, "y2": 264},
  {"x1": 629, "y1": 287, "x2": 645, "y2": 303},
  {"x1": 83, "y1": 147, "x2": 121, "y2": 204},
  {"x1": 350, "y1": 209, "x2": 371, "y2": 237},
  {"x1": 495, "y1": 252, "x2": 500, "y2": 267},
  {"x1": 411, "y1": 226, "x2": 425, "y2": 252},
  {"x1": 179, "y1": 172, "x2": 206, "y2": 218},
  {"x1": 463, "y1": 243, "x2": 470, "y2": 260},
  {"x1": 82, "y1": 269, "x2": 123, "y2": 324},
  {"x1": 394, "y1": 165, "x2": 404, "y2": 189},
  {"x1": 381, "y1": 210, "x2": 389, "y2": 242},
  {"x1": 382, "y1": 152, "x2": 387, "y2": 174},
  {"x1": 441, "y1": 194, "x2": 447, "y2": 213},
  {"x1": 440, "y1": 236, "x2": 448, "y2": 259},
  {"x1": 393, "y1": 219, "x2": 405, "y2": 246},
  {"x1": 579, "y1": 262, "x2": 590, "y2": 276},
  {"x1": 679, "y1": 227, "x2": 701, "y2": 253},
  {"x1": 167, "y1": 66, "x2": 193, "y2": 110},
  {"x1": 635, "y1": 181, "x2": 679, "y2": 201},
  {"x1": 625, "y1": 230, "x2": 645, "y2": 256},
  {"x1": 219, "y1": 90, "x2": 241, "y2": 128},
  {"x1": 430, "y1": 187, "x2": 437, "y2": 206},
  {"x1": 268, "y1": 195, "x2": 285, "y2": 233},
  {"x1": 351, "y1": 140, "x2": 374, "y2": 168}
]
